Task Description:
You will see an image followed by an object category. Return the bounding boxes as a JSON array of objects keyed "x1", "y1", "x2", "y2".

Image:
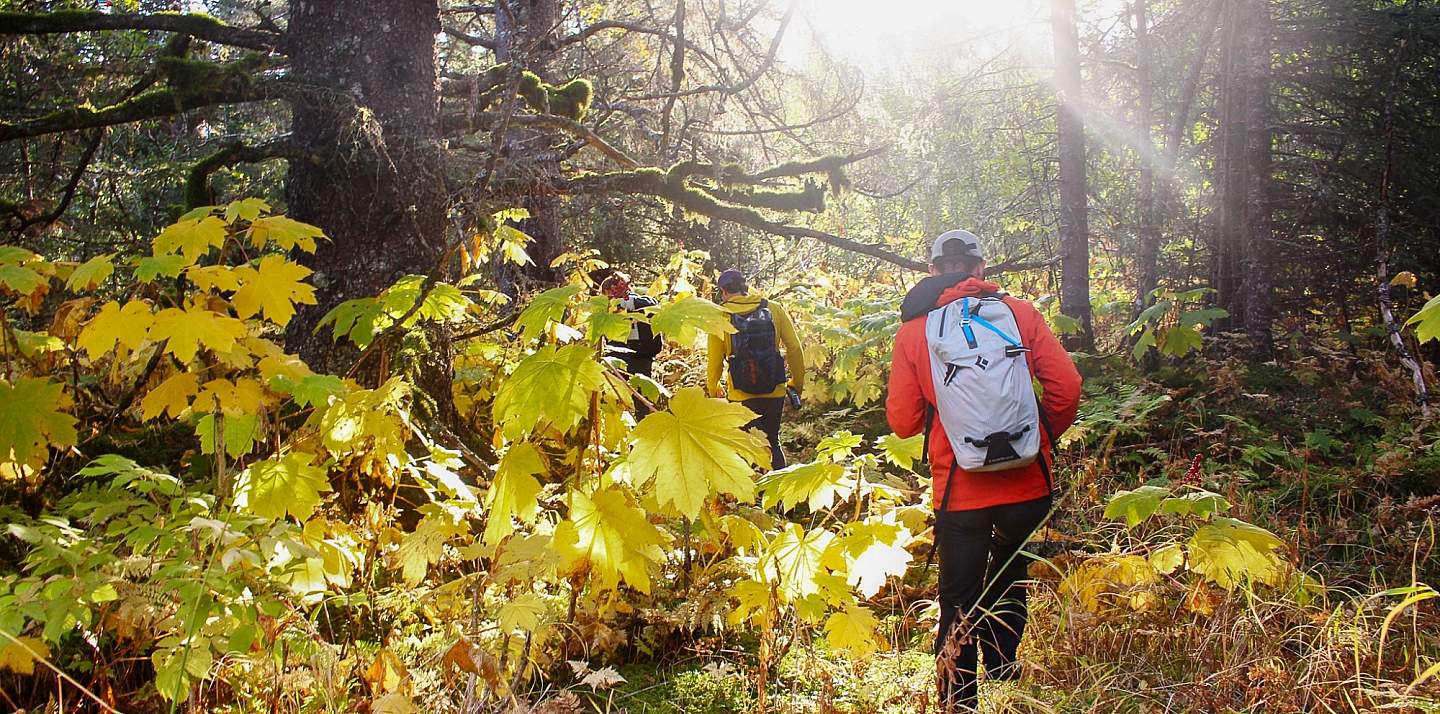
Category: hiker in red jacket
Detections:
[{"x1": 886, "y1": 230, "x2": 1082, "y2": 712}]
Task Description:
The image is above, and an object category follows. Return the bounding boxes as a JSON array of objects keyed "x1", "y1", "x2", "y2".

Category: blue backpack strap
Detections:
[
  {"x1": 969, "y1": 313, "x2": 1021, "y2": 347},
  {"x1": 960, "y1": 298, "x2": 978, "y2": 349}
]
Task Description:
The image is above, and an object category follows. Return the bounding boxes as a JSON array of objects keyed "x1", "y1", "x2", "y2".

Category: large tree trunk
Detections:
[
  {"x1": 1052, "y1": 0, "x2": 1094, "y2": 350},
  {"x1": 1237, "y1": 0, "x2": 1273, "y2": 355},
  {"x1": 281, "y1": 0, "x2": 454, "y2": 389}
]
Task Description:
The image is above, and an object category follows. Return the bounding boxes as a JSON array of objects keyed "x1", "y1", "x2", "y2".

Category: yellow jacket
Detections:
[{"x1": 706, "y1": 293, "x2": 806, "y2": 401}]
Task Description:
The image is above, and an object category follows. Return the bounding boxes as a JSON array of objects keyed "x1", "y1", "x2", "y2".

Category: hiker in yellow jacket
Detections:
[{"x1": 706, "y1": 269, "x2": 806, "y2": 469}]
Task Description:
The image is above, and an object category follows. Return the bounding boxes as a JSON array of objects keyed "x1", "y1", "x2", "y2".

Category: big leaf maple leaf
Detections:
[
  {"x1": 231, "y1": 255, "x2": 317, "y2": 326},
  {"x1": 554, "y1": 487, "x2": 668, "y2": 592},
  {"x1": 0, "y1": 378, "x2": 77, "y2": 468},
  {"x1": 628, "y1": 387, "x2": 771, "y2": 519},
  {"x1": 237, "y1": 452, "x2": 331, "y2": 522},
  {"x1": 483, "y1": 443, "x2": 544, "y2": 545},
  {"x1": 492, "y1": 344, "x2": 604, "y2": 438}
]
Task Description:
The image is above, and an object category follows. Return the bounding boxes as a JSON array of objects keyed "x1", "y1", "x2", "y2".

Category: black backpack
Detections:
[
  {"x1": 727, "y1": 300, "x2": 787, "y2": 393},
  {"x1": 626, "y1": 294, "x2": 663, "y2": 360}
]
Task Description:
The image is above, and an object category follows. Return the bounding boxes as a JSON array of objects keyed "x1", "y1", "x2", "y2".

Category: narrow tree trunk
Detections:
[
  {"x1": 1237, "y1": 0, "x2": 1273, "y2": 355},
  {"x1": 496, "y1": 0, "x2": 565, "y2": 286},
  {"x1": 1052, "y1": 0, "x2": 1094, "y2": 351},
  {"x1": 1132, "y1": 0, "x2": 1159, "y2": 316},
  {"x1": 282, "y1": 0, "x2": 450, "y2": 368},
  {"x1": 1375, "y1": 28, "x2": 1432, "y2": 418},
  {"x1": 1213, "y1": 0, "x2": 1245, "y2": 327}
]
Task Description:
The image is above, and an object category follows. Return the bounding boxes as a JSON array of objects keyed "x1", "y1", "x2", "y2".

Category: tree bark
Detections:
[
  {"x1": 1214, "y1": 0, "x2": 1246, "y2": 328},
  {"x1": 495, "y1": 0, "x2": 566, "y2": 287},
  {"x1": 1052, "y1": 0, "x2": 1094, "y2": 350},
  {"x1": 1237, "y1": 0, "x2": 1273, "y2": 355},
  {"x1": 1132, "y1": 0, "x2": 1158, "y2": 316},
  {"x1": 281, "y1": 0, "x2": 452, "y2": 374}
]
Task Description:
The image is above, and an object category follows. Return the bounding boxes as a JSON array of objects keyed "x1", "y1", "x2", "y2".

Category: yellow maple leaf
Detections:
[
  {"x1": 483, "y1": 443, "x2": 544, "y2": 545},
  {"x1": 231, "y1": 255, "x2": 317, "y2": 326},
  {"x1": 140, "y1": 372, "x2": 200, "y2": 421},
  {"x1": 628, "y1": 387, "x2": 771, "y2": 518},
  {"x1": 77, "y1": 300, "x2": 153, "y2": 359},
  {"x1": 0, "y1": 378, "x2": 77, "y2": 468},
  {"x1": 186, "y1": 264, "x2": 242, "y2": 293},
  {"x1": 153, "y1": 216, "x2": 228, "y2": 262},
  {"x1": 554, "y1": 486, "x2": 668, "y2": 592},
  {"x1": 394, "y1": 506, "x2": 467, "y2": 585},
  {"x1": 194, "y1": 377, "x2": 266, "y2": 416},
  {"x1": 0, "y1": 636, "x2": 50, "y2": 675},
  {"x1": 492, "y1": 344, "x2": 605, "y2": 438},
  {"x1": 247, "y1": 215, "x2": 325, "y2": 252},
  {"x1": 224, "y1": 197, "x2": 270, "y2": 224},
  {"x1": 764, "y1": 523, "x2": 834, "y2": 602},
  {"x1": 150, "y1": 305, "x2": 248, "y2": 363},
  {"x1": 236, "y1": 452, "x2": 331, "y2": 522},
  {"x1": 824, "y1": 603, "x2": 879, "y2": 656}
]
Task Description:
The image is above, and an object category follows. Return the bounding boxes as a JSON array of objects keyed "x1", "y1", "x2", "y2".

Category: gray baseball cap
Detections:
[{"x1": 929, "y1": 229, "x2": 985, "y2": 262}]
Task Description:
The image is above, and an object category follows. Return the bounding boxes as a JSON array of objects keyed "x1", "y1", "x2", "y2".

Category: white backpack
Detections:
[{"x1": 924, "y1": 295, "x2": 1042, "y2": 474}]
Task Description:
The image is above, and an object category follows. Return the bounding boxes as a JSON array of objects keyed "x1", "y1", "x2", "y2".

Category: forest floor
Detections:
[{"x1": 546, "y1": 333, "x2": 1440, "y2": 714}]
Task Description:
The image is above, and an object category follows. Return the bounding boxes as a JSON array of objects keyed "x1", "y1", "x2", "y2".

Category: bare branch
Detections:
[
  {"x1": 0, "y1": 10, "x2": 282, "y2": 51},
  {"x1": 442, "y1": 110, "x2": 640, "y2": 169},
  {"x1": 444, "y1": 25, "x2": 496, "y2": 49},
  {"x1": 185, "y1": 137, "x2": 309, "y2": 209}
]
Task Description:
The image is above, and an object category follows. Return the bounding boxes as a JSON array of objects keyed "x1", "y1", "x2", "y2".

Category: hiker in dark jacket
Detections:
[{"x1": 592, "y1": 268, "x2": 664, "y2": 379}]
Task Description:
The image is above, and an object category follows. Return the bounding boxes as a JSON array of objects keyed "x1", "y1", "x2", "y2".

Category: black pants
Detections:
[
  {"x1": 741, "y1": 396, "x2": 785, "y2": 469},
  {"x1": 935, "y1": 494, "x2": 1052, "y2": 712}
]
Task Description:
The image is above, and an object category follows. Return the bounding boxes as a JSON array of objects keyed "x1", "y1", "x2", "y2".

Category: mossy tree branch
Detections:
[
  {"x1": 0, "y1": 10, "x2": 282, "y2": 51},
  {"x1": 0, "y1": 71, "x2": 283, "y2": 143},
  {"x1": 185, "y1": 138, "x2": 308, "y2": 209},
  {"x1": 558, "y1": 168, "x2": 1057, "y2": 275}
]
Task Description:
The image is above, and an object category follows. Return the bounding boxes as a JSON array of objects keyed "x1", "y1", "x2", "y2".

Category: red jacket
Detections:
[{"x1": 886, "y1": 276, "x2": 1082, "y2": 511}]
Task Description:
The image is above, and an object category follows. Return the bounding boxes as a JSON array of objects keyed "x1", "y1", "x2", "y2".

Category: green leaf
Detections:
[
  {"x1": 649, "y1": 296, "x2": 735, "y2": 346},
  {"x1": 629, "y1": 387, "x2": 771, "y2": 518},
  {"x1": 484, "y1": 443, "x2": 544, "y2": 545},
  {"x1": 513, "y1": 285, "x2": 585, "y2": 342},
  {"x1": 0, "y1": 377, "x2": 77, "y2": 467},
  {"x1": 1131, "y1": 326, "x2": 1157, "y2": 362},
  {"x1": 135, "y1": 254, "x2": 189, "y2": 282},
  {"x1": 1103, "y1": 485, "x2": 1169, "y2": 528},
  {"x1": 1408, "y1": 295, "x2": 1440, "y2": 344},
  {"x1": 1125, "y1": 299, "x2": 1173, "y2": 334},
  {"x1": 878, "y1": 433, "x2": 924, "y2": 470},
  {"x1": 1158, "y1": 490, "x2": 1231, "y2": 520},
  {"x1": 492, "y1": 344, "x2": 605, "y2": 439},
  {"x1": 1159, "y1": 325, "x2": 1204, "y2": 357},
  {"x1": 317, "y1": 297, "x2": 387, "y2": 347},
  {"x1": 1048, "y1": 311, "x2": 1082, "y2": 335},
  {"x1": 65, "y1": 253, "x2": 115, "y2": 291},
  {"x1": 816, "y1": 431, "x2": 864, "y2": 461},
  {"x1": 0, "y1": 264, "x2": 45, "y2": 295},
  {"x1": 583, "y1": 297, "x2": 636, "y2": 342},
  {"x1": 196, "y1": 413, "x2": 259, "y2": 459},
  {"x1": 1179, "y1": 307, "x2": 1228, "y2": 328},
  {"x1": 236, "y1": 452, "x2": 331, "y2": 522}
]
